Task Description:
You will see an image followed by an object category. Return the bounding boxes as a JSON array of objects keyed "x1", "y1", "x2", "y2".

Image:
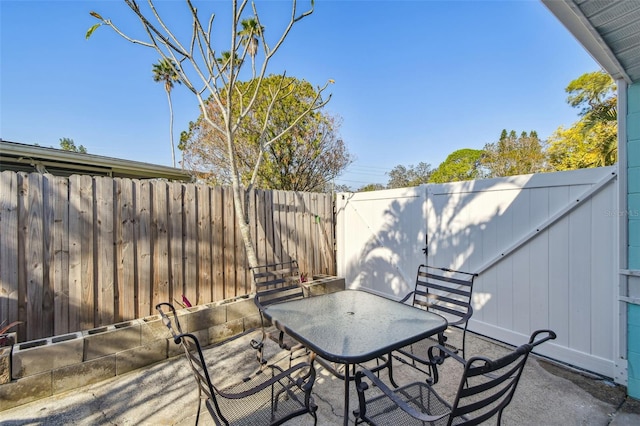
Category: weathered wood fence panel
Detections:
[{"x1": 0, "y1": 171, "x2": 335, "y2": 341}]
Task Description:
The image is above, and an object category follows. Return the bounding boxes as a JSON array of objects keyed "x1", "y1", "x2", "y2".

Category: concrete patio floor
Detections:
[{"x1": 1, "y1": 329, "x2": 639, "y2": 425}]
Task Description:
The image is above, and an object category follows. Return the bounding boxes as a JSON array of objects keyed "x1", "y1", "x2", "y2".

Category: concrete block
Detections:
[
  {"x1": 140, "y1": 314, "x2": 176, "y2": 342},
  {"x1": 0, "y1": 347, "x2": 11, "y2": 385},
  {"x1": 325, "y1": 277, "x2": 345, "y2": 293},
  {"x1": 243, "y1": 313, "x2": 262, "y2": 332},
  {"x1": 0, "y1": 371, "x2": 52, "y2": 411},
  {"x1": 84, "y1": 321, "x2": 141, "y2": 361},
  {"x1": 53, "y1": 355, "x2": 116, "y2": 394},
  {"x1": 209, "y1": 318, "x2": 244, "y2": 345},
  {"x1": 305, "y1": 275, "x2": 345, "y2": 296},
  {"x1": 226, "y1": 296, "x2": 257, "y2": 321},
  {"x1": 187, "y1": 304, "x2": 226, "y2": 332},
  {"x1": 12, "y1": 332, "x2": 83, "y2": 379},
  {"x1": 167, "y1": 328, "x2": 208, "y2": 359},
  {"x1": 116, "y1": 338, "x2": 167, "y2": 375}
]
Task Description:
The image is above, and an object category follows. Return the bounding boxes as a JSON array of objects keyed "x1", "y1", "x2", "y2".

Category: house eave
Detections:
[
  {"x1": 0, "y1": 140, "x2": 192, "y2": 181},
  {"x1": 541, "y1": 0, "x2": 632, "y2": 84}
]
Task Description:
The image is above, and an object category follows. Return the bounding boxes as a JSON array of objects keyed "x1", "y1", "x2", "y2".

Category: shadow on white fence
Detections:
[{"x1": 336, "y1": 166, "x2": 620, "y2": 381}]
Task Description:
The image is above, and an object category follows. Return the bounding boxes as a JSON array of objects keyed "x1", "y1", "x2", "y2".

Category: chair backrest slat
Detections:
[
  {"x1": 259, "y1": 288, "x2": 305, "y2": 306},
  {"x1": 411, "y1": 265, "x2": 476, "y2": 325},
  {"x1": 251, "y1": 260, "x2": 304, "y2": 310},
  {"x1": 421, "y1": 292, "x2": 471, "y2": 308},
  {"x1": 449, "y1": 346, "x2": 533, "y2": 425},
  {"x1": 425, "y1": 302, "x2": 469, "y2": 319},
  {"x1": 460, "y1": 359, "x2": 523, "y2": 398},
  {"x1": 419, "y1": 281, "x2": 472, "y2": 298},
  {"x1": 420, "y1": 270, "x2": 475, "y2": 287}
]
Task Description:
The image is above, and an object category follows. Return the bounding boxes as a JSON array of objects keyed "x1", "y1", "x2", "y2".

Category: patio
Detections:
[{"x1": 1, "y1": 327, "x2": 638, "y2": 425}]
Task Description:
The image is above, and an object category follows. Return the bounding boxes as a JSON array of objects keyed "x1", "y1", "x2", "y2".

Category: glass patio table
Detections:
[{"x1": 262, "y1": 289, "x2": 448, "y2": 425}]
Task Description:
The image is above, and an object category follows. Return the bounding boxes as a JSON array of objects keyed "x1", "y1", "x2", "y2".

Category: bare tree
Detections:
[{"x1": 87, "y1": 0, "x2": 332, "y2": 292}]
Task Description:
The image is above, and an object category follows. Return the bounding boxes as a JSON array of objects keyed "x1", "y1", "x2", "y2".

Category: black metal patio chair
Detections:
[
  {"x1": 393, "y1": 264, "x2": 477, "y2": 381},
  {"x1": 156, "y1": 302, "x2": 318, "y2": 426},
  {"x1": 250, "y1": 260, "x2": 307, "y2": 366},
  {"x1": 354, "y1": 329, "x2": 556, "y2": 426}
]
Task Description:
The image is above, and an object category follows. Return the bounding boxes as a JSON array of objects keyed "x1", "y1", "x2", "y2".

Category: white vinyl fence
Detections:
[{"x1": 336, "y1": 166, "x2": 620, "y2": 380}]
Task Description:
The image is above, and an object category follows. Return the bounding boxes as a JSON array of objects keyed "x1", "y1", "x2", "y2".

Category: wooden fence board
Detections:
[
  {"x1": 223, "y1": 186, "x2": 235, "y2": 300},
  {"x1": 255, "y1": 190, "x2": 267, "y2": 266},
  {"x1": 26, "y1": 173, "x2": 44, "y2": 340},
  {"x1": 197, "y1": 185, "x2": 212, "y2": 304},
  {"x1": 135, "y1": 180, "x2": 152, "y2": 317},
  {"x1": 248, "y1": 188, "x2": 257, "y2": 278},
  {"x1": 79, "y1": 175, "x2": 94, "y2": 329},
  {"x1": 96, "y1": 177, "x2": 114, "y2": 326},
  {"x1": 183, "y1": 184, "x2": 197, "y2": 306},
  {"x1": 0, "y1": 172, "x2": 19, "y2": 324},
  {"x1": 294, "y1": 193, "x2": 307, "y2": 275},
  {"x1": 152, "y1": 182, "x2": 169, "y2": 308},
  {"x1": 264, "y1": 190, "x2": 275, "y2": 268},
  {"x1": 42, "y1": 176, "x2": 54, "y2": 338},
  {"x1": 236, "y1": 192, "x2": 248, "y2": 295},
  {"x1": 52, "y1": 176, "x2": 69, "y2": 335},
  {"x1": 247, "y1": 189, "x2": 258, "y2": 290},
  {"x1": 116, "y1": 178, "x2": 135, "y2": 321},
  {"x1": 17, "y1": 173, "x2": 28, "y2": 339},
  {"x1": 272, "y1": 190, "x2": 284, "y2": 264},
  {"x1": 285, "y1": 191, "x2": 297, "y2": 264},
  {"x1": 67, "y1": 175, "x2": 82, "y2": 331},
  {"x1": 169, "y1": 182, "x2": 184, "y2": 307},
  {"x1": 0, "y1": 171, "x2": 335, "y2": 341},
  {"x1": 320, "y1": 192, "x2": 333, "y2": 274},
  {"x1": 211, "y1": 187, "x2": 224, "y2": 301}
]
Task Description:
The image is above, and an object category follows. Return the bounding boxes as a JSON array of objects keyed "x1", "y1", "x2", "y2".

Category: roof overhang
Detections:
[
  {"x1": 0, "y1": 140, "x2": 193, "y2": 181},
  {"x1": 542, "y1": 0, "x2": 633, "y2": 84}
]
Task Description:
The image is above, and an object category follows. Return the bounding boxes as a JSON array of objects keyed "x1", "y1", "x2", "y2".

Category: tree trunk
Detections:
[
  {"x1": 167, "y1": 90, "x2": 176, "y2": 168},
  {"x1": 225, "y1": 128, "x2": 259, "y2": 293}
]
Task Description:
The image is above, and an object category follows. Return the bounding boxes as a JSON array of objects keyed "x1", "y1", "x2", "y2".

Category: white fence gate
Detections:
[{"x1": 336, "y1": 166, "x2": 619, "y2": 379}]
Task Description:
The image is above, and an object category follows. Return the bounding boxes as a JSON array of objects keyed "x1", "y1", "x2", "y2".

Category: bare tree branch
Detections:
[{"x1": 88, "y1": 0, "x2": 328, "y2": 289}]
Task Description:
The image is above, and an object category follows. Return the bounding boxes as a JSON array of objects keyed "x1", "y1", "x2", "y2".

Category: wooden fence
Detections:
[{"x1": 0, "y1": 171, "x2": 335, "y2": 342}]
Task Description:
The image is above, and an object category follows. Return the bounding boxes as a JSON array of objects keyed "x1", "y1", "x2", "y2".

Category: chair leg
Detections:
[
  {"x1": 270, "y1": 368, "x2": 277, "y2": 421},
  {"x1": 251, "y1": 334, "x2": 267, "y2": 367},
  {"x1": 462, "y1": 326, "x2": 468, "y2": 360},
  {"x1": 195, "y1": 386, "x2": 202, "y2": 426}
]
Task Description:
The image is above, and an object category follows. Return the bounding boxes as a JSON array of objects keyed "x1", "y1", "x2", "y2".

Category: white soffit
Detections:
[{"x1": 542, "y1": 0, "x2": 639, "y2": 84}]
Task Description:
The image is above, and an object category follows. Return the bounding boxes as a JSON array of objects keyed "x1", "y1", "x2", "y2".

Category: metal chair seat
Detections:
[
  {"x1": 208, "y1": 363, "x2": 316, "y2": 425},
  {"x1": 354, "y1": 380, "x2": 457, "y2": 426}
]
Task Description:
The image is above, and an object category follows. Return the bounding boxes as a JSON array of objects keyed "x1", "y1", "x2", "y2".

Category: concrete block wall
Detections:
[{"x1": 0, "y1": 276, "x2": 345, "y2": 411}]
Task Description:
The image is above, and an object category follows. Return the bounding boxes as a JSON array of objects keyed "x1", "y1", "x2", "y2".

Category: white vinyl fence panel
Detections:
[
  {"x1": 336, "y1": 187, "x2": 427, "y2": 297},
  {"x1": 336, "y1": 166, "x2": 618, "y2": 379}
]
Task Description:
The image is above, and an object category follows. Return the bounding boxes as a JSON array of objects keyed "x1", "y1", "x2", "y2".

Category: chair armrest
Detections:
[
  {"x1": 446, "y1": 304, "x2": 473, "y2": 327},
  {"x1": 355, "y1": 369, "x2": 450, "y2": 423},
  {"x1": 529, "y1": 329, "x2": 557, "y2": 347},
  {"x1": 428, "y1": 344, "x2": 466, "y2": 366},
  {"x1": 399, "y1": 291, "x2": 415, "y2": 304}
]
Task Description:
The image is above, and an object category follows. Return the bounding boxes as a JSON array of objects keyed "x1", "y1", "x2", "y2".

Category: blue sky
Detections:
[{"x1": 1, "y1": 0, "x2": 598, "y2": 189}]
